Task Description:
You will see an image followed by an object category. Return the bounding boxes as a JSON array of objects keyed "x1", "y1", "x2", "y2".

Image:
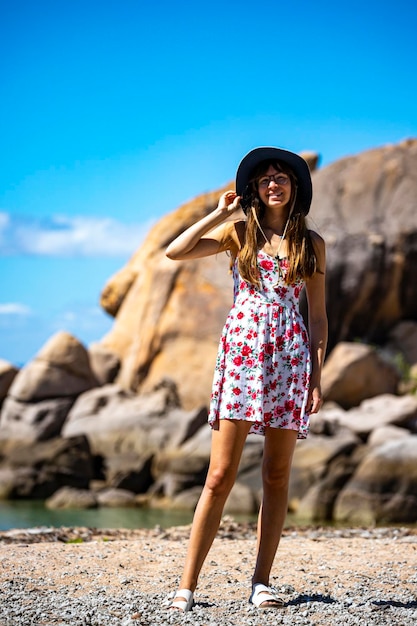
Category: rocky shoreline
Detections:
[
  {"x1": 1, "y1": 140, "x2": 417, "y2": 529},
  {"x1": 1, "y1": 521, "x2": 416, "y2": 625}
]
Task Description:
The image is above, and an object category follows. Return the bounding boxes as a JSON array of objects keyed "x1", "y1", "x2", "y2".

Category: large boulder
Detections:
[
  {"x1": 368, "y1": 424, "x2": 410, "y2": 447},
  {"x1": 0, "y1": 360, "x2": 18, "y2": 405},
  {"x1": 7, "y1": 331, "x2": 97, "y2": 402},
  {"x1": 289, "y1": 429, "x2": 360, "y2": 507},
  {"x1": 386, "y1": 320, "x2": 417, "y2": 366},
  {"x1": 99, "y1": 184, "x2": 233, "y2": 410},
  {"x1": 0, "y1": 332, "x2": 98, "y2": 442},
  {"x1": 152, "y1": 427, "x2": 264, "y2": 501},
  {"x1": 63, "y1": 381, "x2": 206, "y2": 451},
  {"x1": 224, "y1": 481, "x2": 258, "y2": 515},
  {"x1": 96, "y1": 488, "x2": 137, "y2": 508},
  {"x1": 334, "y1": 435, "x2": 417, "y2": 524},
  {"x1": 45, "y1": 486, "x2": 98, "y2": 509},
  {"x1": 321, "y1": 342, "x2": 399, "y2": 409},
  {"x1": 0, "y1": 396, "x2": 75, "y2": 442},
  {"x1": 87, "y1": 343, "x2": 121, "y2": 385},
  {"x1": 295, "y1": 444, "x2": 368, "y2": 521},
  {"x1": 312, "y1": 139, "x2": 417, "y2": 350},
  {"x1": 319, "y1": 393, "x2": 417, "y2": 440},
  {"x1": 62, "y1": 380, "x2": 208, "y2": 492},
  {"x1": 0, "y1": 467, "x2": 18, "y2": 499},
  {"x1": 151, "y1": 422, "x2": 212, "y2": 498},
  {"x1": 0, "y1": 436, "x2": 93, "y2": 499}
]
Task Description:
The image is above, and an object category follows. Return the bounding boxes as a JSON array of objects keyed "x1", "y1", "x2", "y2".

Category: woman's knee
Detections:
[
  {"x1": 205, "y1": 465, "x2": 235, "y2": 497},
  {"x1": 262, "y1": 428, "x2": 297, "y2": 491},
  {"x1": 262, "y1": 459, "x2": 292, "y2": 491}
]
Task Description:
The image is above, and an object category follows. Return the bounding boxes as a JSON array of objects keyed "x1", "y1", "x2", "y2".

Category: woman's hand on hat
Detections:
[{"x1": 217, "y1": 191, "x2": 242, "y2": 218}]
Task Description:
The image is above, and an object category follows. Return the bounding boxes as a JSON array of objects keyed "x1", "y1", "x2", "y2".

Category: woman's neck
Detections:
[{"x1": 261, "y1": 216, "x2": 287, "y2": 235}]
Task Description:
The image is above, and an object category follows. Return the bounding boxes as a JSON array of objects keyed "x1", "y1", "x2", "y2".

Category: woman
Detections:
[{"x1": 165, "y1": 147, "x2": 327, "y2": 610}]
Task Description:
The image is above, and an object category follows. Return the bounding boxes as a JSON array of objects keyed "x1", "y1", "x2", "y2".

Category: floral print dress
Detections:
[{"x1": 208, "y1": 249, "x2": 311, "y2": 439}]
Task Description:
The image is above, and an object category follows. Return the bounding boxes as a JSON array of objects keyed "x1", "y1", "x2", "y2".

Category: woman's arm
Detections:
[
  {"x1": 165, "y1": 191, "x2": 242, "y2": 260},
  {"x1": 305, "y1": 232, "x2": 328, "y2": 414}
]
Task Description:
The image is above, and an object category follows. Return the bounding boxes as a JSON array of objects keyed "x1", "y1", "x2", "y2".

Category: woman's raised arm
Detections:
[{"x1": 165, "y1": 191, "x2": 241, "y2": 260}]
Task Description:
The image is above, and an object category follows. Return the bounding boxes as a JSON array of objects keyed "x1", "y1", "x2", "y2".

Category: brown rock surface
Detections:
[
  {"x1": 0, "y1": 360, "x2": 18, "y2": 403},
  {"x1": 0, "y1": 435, "x2": 93, "y2": 499},
  {"x1": 334, "y1": 436, "x2": 417, "y2": 524},
  {"x1": 100, "y1": 185, "x2": 234, "y2": 408},
  {"x1": 62, "y1": 381, "x2": 208, "y2": 492},
  {"x1": 319, "y1": 393, "x2": 417, "y2": 438},
  {"x1": 87, "y1": 342, "x2": 120, "y2": 385},
  {"x1": 0, "y1": 396, "x2": 75, "y2": 441},
  {"x1": 387, "y1": 320, "x2": 417, "y2": 365},
  {"x1": 311, "y1": 138, "x2": 417, "y2": 349},
  {"x1": 321, "y1": 342, "x2": 399, "y2": 408},
  {"x1": 8, "y1": 331, "x2": 97, "y2": 402},
  {"x1": 45, "y1": 486, "x2": 98, "y2": 509}
]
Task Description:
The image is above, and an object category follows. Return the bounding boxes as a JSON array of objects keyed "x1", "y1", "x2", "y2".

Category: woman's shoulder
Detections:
[
  {"x1": 219, "y1": 219, "x2": 246, "y2": 243},
  {"x1": 208, "y1": 220, "x2": 245, "y2": 258},
  {"x1": 233, "y1": 219, "x2": 247, "y2": 241},
  {"x1": 308, "y1": 229, "x2": 325, "y2": 250},
  {"x1": 307, "y1": 229, "x2": 326, "y2": 270},
  {"x1": 223, "y1": 220, "x2": 246, "y2": 261}
]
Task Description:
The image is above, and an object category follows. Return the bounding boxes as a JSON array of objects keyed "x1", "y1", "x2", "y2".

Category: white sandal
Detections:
[
  {"x1": 168, "y1": 588, "x2": 195, "y2": 612},
  {"x1": 249, "y1": 583, "x2": 284, "y2": 609}
]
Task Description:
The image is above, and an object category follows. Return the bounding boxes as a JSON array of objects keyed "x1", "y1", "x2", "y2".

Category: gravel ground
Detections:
[{"x1": 0, "y1": 520, "x2": 416, "y2": 626}]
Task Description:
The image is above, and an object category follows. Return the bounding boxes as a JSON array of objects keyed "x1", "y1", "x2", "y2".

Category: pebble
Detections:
[
  {"x1": 2, "y1": 577, "x2": 415, "y2": 625},
  {"x1": 1, "y1": 524, "x2": 416, "y2": 625}
]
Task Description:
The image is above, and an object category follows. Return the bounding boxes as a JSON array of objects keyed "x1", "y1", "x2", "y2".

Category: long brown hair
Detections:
[{"x1": 238, "y1": 159, "x2": 317, "y2": 287}]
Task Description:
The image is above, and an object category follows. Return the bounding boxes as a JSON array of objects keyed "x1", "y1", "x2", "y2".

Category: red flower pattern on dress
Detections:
[
  {"x1": 208, "y1": 250, "x2": 311, "y2": 439},
  {"x1": 260, "y1": 258, "x2": 274, "y2": 271}
]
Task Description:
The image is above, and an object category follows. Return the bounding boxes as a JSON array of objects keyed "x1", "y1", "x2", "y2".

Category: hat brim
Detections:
[{"x1": 235, "y1": 147, "x2": 312, "y2": 215}]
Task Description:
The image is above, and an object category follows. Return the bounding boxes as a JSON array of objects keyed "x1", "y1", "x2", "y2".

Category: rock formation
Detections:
[
  {"x1": 61, "y1": 379, "x2": 207, "y2": 493},
  {"x1": 0, "y1": 360, "x2": 18, "y2": 407},
  {"x1": 320, "y1": 342, "x2": 399, "y2": 409},
  {"x1": 333, "y1": 436, "x2": 417, "y2": 524},
  {"x1": 1, "y1": 140, "x2": 417, "y2": 524},
  {"x1": 0, "y1": 331, "x2": 98, "y2": 441},
  {"x1": 311, "y1": 138, "x2": 417, "y2": 350},
  {"x1": 0, "y1": 435, "x2": 93, "y2": 499},
  {"x1": 99, "y1": 184, "x2": 236, "y2": 409}
]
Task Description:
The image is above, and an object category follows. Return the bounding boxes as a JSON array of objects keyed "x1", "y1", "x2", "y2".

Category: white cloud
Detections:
[
  {"x1": 0, "y1": 212, "x2": 10, "y2": 247},
  {"x1": 51, "y1": 305, "x2": 113, "y2": 337},
  {"x1": 0, "y1": 213, "x2": 154, "y2": 257},
  {"x1": 0, "y1": 303, "x2": 32, "y2": 316},
  {"x1": 0, "y1": 212, "x2": 9, "y2": 228}
]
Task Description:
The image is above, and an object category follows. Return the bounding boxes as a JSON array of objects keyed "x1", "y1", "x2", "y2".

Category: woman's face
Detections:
[{"x1": 256, "y1": 165, "x2": 292, "y2": 211}]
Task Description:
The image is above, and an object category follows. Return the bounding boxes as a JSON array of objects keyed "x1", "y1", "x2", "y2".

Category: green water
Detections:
[
  {"x1": 0, "y1": 500, "x2": 197, "y2": 531},
  {"x1": 2, "y1": 501, "x2": 395, "y2": 533}
]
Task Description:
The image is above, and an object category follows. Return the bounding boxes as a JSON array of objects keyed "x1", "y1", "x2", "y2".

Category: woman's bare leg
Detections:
[
  {"x1": 174, "y1": 419, "x2": 252, "y2": 598},
  {"x1": 252, "y1": 428, "x2": 298, "y2": 597}
]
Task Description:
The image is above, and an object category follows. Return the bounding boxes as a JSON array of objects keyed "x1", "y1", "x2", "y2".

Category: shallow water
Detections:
[{"x1": 0, "y1": 500, "x2": 197, "y2": 531}]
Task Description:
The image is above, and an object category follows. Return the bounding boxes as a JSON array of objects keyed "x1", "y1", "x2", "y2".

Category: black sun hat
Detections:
[{"x1": 235, "y1": 147, "x2": 312, "y2": 215}]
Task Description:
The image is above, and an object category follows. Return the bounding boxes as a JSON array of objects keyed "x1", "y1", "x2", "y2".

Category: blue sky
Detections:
[{"x1": 1, "y1": 0, "x2": 416, "y2": 366}]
